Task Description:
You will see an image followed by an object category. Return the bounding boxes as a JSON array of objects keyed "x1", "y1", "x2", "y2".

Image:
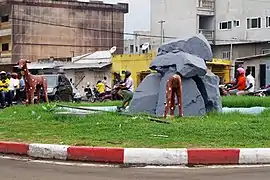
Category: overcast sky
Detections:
[{"x1": 104, "y1": 0, "x2": 150, "y2": 33}]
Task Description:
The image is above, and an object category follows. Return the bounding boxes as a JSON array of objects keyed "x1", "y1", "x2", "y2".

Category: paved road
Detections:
[{"x1": 1, "y1": 158, "x2": 270, "y2": 180}]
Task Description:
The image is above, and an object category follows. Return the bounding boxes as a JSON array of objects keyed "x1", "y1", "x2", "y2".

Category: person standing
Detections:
[
  {"x1": 17, "y1": 73, "x2": 26, "y2": 104},
  {"x1": 7, "y1": 72, "x2": 19, "y2": 106}
]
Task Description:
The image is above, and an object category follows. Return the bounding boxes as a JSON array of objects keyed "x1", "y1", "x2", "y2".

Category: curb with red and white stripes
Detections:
[{"x1": 1, "y1": 141, "x2": 270, "y2": 165}]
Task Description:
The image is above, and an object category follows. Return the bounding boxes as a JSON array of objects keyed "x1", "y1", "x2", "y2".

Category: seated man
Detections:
[
  {"x1": 237, "y1": 68, "x2": 255, "y2": 96},
  {"x1": 0, "y1": 71, "x2": 9, "y2": 108},
  {"x1": 228, "y1": 68, "x2": 246, "y2": 95},
  {"x1": 96, "y1": 80, "x2": 105, "y2": 97},
  {"x1": 117, "y1": 71, "x2": 134, "y2": 111}
]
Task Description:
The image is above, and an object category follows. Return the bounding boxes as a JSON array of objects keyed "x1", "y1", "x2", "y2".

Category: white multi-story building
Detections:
[
  {"x1": 124, "y1": 31, "x2": 152, "y2": 54},
  {"x1": 151, "y1": 0, "x2": 270, "y2": 60}
]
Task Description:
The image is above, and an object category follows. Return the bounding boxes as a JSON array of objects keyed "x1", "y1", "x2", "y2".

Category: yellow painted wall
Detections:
[
  {"x1": 111, "y1": 52, "x2": 231, "y2": 88},
  {"x1": 112, "y1": 52, "x2": 155, "y2": 88}
]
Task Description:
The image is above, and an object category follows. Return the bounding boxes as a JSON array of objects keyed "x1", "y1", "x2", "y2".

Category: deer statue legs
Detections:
[{"x1": 164, "y1": 74, "x2": 183, "y2": 118}]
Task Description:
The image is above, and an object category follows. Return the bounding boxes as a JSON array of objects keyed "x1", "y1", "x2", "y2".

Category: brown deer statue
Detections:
[{"x1": 17, "y1": 59, "x2": 49, "y2": 104}]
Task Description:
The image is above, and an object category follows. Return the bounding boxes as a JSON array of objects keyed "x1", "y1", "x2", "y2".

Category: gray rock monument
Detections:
[{"x1": 129, "y1": 34, "x2": 222, "y2": 117}]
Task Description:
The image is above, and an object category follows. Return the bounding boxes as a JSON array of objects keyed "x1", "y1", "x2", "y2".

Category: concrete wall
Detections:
[
  {"x1": 124, "y1": 33, "x2": 152, "y2": 54},
  {"x1": 10, "y1": 0, "x2": 128, "y2": 64},
  {"x1": 215, "y1": 0, "x2": 270, "y2": 45},
  {"x1": 242, "y1": 58, "x2": 268, "y2": 89},
  {"x1": 150, "y1": 0, "x2": 198, "y2": 49},
  {"x1": 212, "y1": 42, "x2": 270, "y2": 60},
  {"x1": 64, "y1": 67, "x2": 112, "y2": 95},
  {"x1": 149, "y1": 0, "x2": 270, "y2": 46}
]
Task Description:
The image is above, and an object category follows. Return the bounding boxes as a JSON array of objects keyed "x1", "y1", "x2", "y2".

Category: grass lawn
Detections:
[
  {"x1": 1, "y1": 101, "x2": 270, "y2": 148},
  {"x1": 222, "y1": 96, "x2": 270, "y2": 108},
  {"x1": 70, "y1": 96, "x2": 270, "y2": 108}
]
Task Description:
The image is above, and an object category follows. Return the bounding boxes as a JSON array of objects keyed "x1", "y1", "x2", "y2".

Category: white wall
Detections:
[
  {"x1": 63, "y1": 68, "x2": 112, "y2": 95},
  {"x1": 150, "y1": 0, "x2": 198, "y2": 47},
  {"x1": 215, "y1": 0, "x2": 270, "y2": 45}
]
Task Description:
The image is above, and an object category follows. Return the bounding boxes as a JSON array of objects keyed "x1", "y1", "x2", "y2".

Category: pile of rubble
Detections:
[{"x1": 129, "y1": 34, "x2": 222, "y2": 117}]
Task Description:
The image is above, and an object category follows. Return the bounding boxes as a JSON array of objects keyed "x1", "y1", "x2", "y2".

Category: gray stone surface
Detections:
[
  {"x1": 157, "y1": 33, "x2": 213, "y2": 61},
  {"x1": 155, "y1": 68, "x2": 206, "y2": 117},
  {"x1": 198, "y1": 70, "x2": 222, "y2": 112},
  {"x1": 129, "y1": 73, "x2": 162, "y2": 114},
  {"x1": 150, "y1": 51, "x2": 207, "y2": 78}
]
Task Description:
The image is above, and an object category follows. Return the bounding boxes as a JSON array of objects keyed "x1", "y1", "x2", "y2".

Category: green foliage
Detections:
[{"x1": 41, "y1": 103, "x2": 57, "y2": 112}]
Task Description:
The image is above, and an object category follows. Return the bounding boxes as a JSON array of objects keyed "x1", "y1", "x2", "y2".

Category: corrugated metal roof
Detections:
[
  {"x1": 60, "y1": 62, "x2": 111, "y2": 70},
  {"x1": 236, "y1": 53, "x2": 270, "y2": 61},
  {"x1": 72, "y1": 50, "x2": 112, "y2": 64}
]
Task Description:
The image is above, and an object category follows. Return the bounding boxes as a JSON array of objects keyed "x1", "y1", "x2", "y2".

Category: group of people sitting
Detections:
[
  {"x1": 0, "y1": 71, "x2": 25, "y2": 108},
  {"x1": 225, "y1": 67, "x2": 255, "y2": 96}
]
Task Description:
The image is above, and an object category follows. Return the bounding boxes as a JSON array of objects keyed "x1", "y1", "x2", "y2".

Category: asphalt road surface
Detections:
[{"x1": 1, "y1": 158, "x2": 270, "y2": 180}]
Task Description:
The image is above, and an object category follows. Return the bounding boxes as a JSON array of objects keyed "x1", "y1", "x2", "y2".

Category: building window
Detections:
[
  {"x1": 266, "y1": 16, "x2": 270, "y2": 27},
  {"x1": 1, "y1": 43, "x2": 9, "y2": 51},
  {"x1": 247, "y1": 17, "x2": 261, "y2": 29},
  {"x1": 247, "y1": 66, "x2": 255, "y2": 78},
  {"x1": 219, "y1": 21, "x2": 232, "y2": 30},
  {"x1": 1, "y1": 15, "x2": 9, "y2": 22},
  {"x1": 124, "y1": 47, "x2": 128, "y2": 52},
  {"x1": 261, "y1": 49, "x2": 270, "y2": 54},
  {"x1": 233, "y1": 20, "x2": 240, "y2": 27},
  {"x1": 130, "y1": 45, "x2": 134, "y2": 53},
  {"x1": 222, "y1": 51, "x2": 231, "y2": 60}
]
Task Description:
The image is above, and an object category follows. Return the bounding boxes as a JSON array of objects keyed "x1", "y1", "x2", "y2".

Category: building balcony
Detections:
[
  {"x1": 0, "y1": 22, "x2": 11, "y2": 37},
  {"x1": 0, "y1": 22, "x2": 11, "y2": 29},
  {"x1": 0, "y1": 50, "x2": 11, "y2": 58},
  {"x1": 197, "y1": 0, "x2": 215, "y2": 16},
  {"x1": 0, "y1": 28, "x2": 11, "y2": 36},
  {"x1": 199, "y1": 29, "x2": 215, "y2": 42}
]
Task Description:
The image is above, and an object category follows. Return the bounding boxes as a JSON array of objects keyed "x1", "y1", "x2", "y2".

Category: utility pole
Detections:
[
  {"x1": 133, "y1": 33, "x2": 138, "y2": 54},
  {"x1": 230, "y1": 42, "x2": 233, "y2": 81},
  {"x1": 158, "y1": 20, "x2": 165, "y2": 45},
  {"x1": 230, "y1": 37, "x2": 238, "y2": 81}
]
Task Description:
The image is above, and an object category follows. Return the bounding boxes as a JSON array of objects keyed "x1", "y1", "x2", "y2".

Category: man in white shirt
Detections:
[
  {"x1": 237, "y1": 69, "x2": 255, "y2": 96},
  {"x1": 102, "y1": 76, "x2": 111, "y2": 91},
  {"x1": 117, "y1": 71, "x2": 134, "y2": 111},
  {"x1": 7, "y1": 73, "x2": 19, "y2": 106}
]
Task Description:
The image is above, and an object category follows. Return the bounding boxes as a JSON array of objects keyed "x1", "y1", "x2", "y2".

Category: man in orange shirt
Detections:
[{"x1": 228, "y1": 67, "x2": 246, "y2": 95}]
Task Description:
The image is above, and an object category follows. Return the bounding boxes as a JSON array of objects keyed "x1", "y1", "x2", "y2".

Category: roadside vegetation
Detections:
[{"x1": 1, "y1": 96, "x2": 270, "y2": 148}]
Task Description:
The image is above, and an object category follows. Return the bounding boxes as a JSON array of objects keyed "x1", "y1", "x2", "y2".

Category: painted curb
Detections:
[{"x1": 1, "y1": 141, "x2": 270, "y2": 165}]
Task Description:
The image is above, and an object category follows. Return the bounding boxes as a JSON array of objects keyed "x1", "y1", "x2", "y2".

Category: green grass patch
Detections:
[
  {"x1": 1, "y1": 104, "x2": 270, "y2": 148},
  {"x1": 222, "y1": 96, "x2": 270, "y2": 108}
]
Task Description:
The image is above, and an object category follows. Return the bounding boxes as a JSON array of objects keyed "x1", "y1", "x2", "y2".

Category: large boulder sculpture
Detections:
[{"x1": 129, "y1": 34, "x2": 222, "y2": 117}]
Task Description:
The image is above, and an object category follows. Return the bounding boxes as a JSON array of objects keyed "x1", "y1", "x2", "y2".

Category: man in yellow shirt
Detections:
[
  {"x1": 0, "y1": 71, "x2": 9, "y2": 108},
  {"x1": 96, "y1": 80, "x2": 105, "y2": 96}
]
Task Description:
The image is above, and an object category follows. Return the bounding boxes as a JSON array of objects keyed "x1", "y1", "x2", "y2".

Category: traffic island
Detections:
[{"x1": 1, "y1": 141, "x2": 270, "y2": 166}]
